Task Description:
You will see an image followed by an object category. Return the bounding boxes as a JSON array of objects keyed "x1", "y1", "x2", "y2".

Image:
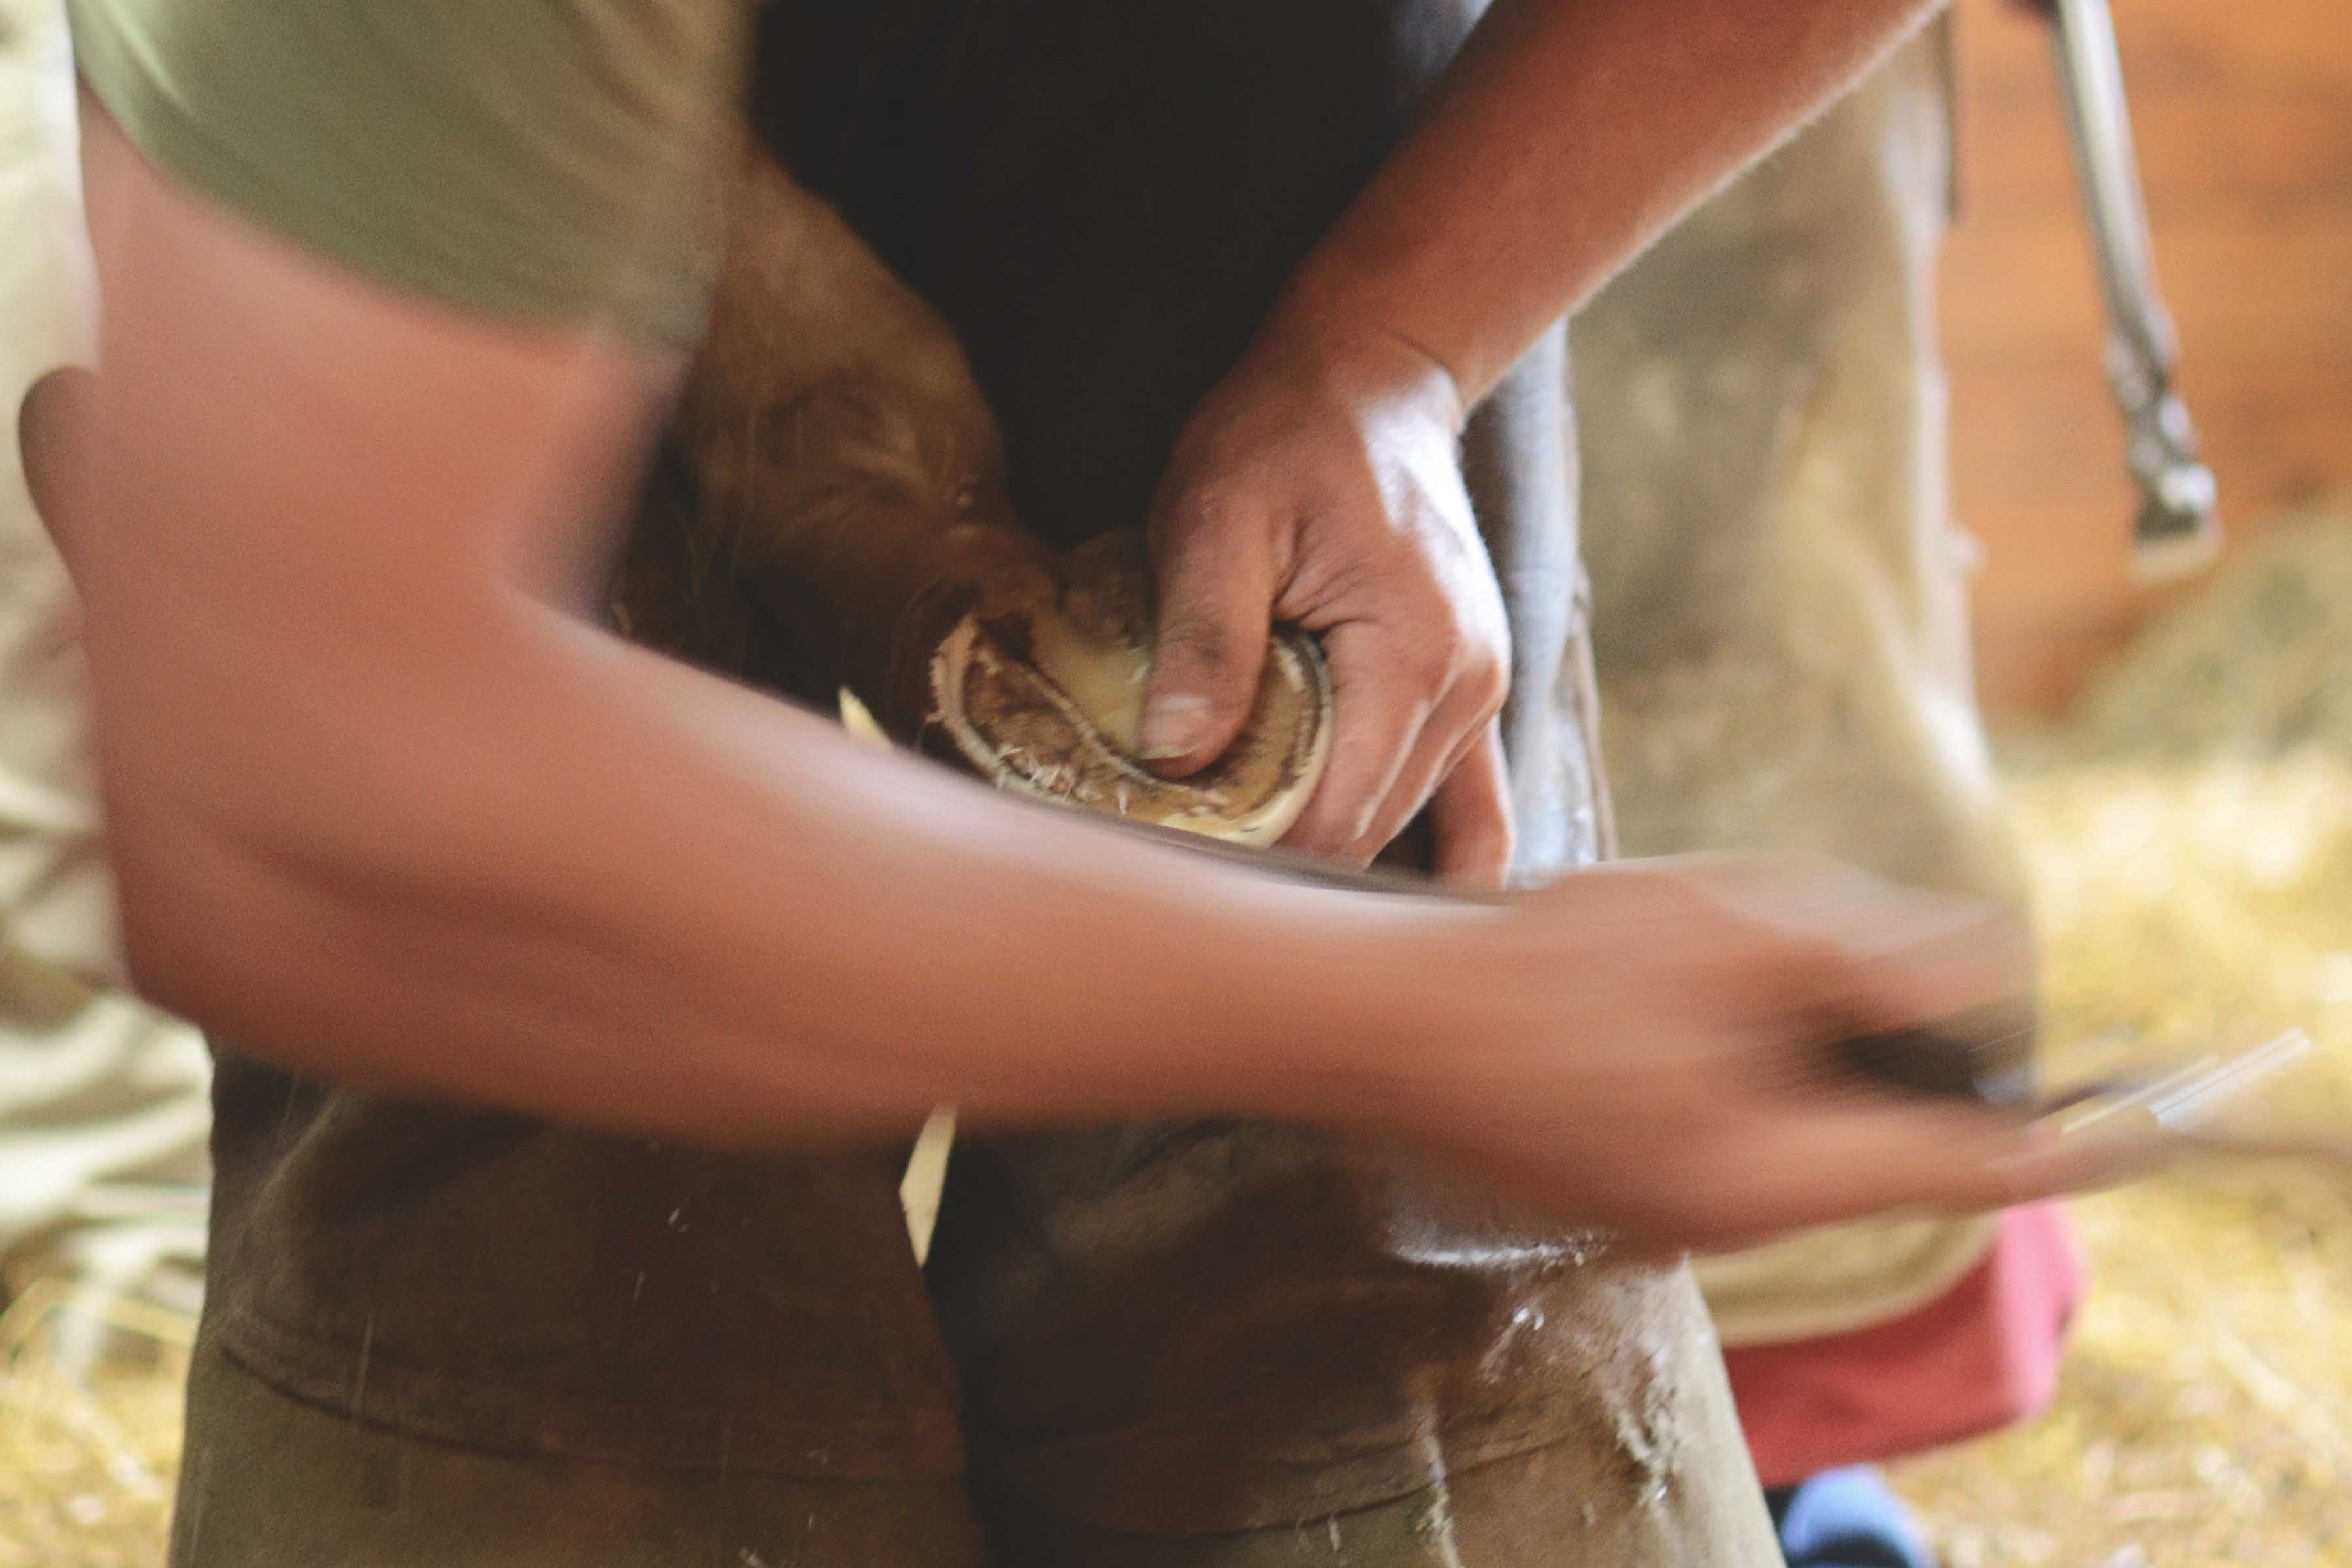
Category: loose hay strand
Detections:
[{"x1": 0, "y1": 1282, "x2": 191, "y2": 1568}]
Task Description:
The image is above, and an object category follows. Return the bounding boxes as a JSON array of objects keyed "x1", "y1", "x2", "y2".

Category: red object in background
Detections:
[{"x1": 1722, "y1": 1204, "x2": 2085, "y2": 1489}]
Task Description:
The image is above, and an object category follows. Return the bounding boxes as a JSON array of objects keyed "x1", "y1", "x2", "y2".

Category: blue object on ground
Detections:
[{"x1": 1765, "y1": 1467, "x2": 1938, "y2": 1568}]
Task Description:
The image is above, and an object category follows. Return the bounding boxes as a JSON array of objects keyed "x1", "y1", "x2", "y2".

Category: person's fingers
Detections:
[
  {"x1": 1639, "y1": 1100, "x2": 2060, "y2": 1249},
  {"x1": 1684, "y1": 856, "x2": 2033, "y2": 1036},
  {"x1": 1277, "y1": 619, "x2": 1433, "y2": 862},
  {"x1": 1335, "y1": 693, "x2": 1465, "y2": 864},
  {"x1": 1364, "y1": 626, "x2": 1505, "y2": 861},
  {"x1": 1140, "y1": 491, "x2": 1279, "y2": 776},
  {"x1": 1341, "y1": 686, "x2": 1498, "y2": 871},
  {"x1": 1984, "y1": 1102, "x2": 2184, "y2": 1201},
  {"x1": 1525, "y1": 1101, "x2": 2170, "y2": 1260},
  {"x1": 1427, "y1": 722, "x2": 1513, "y2": 889},
  {"x1": 18, "y1": 367, "x2": 95, "y2": 555}
]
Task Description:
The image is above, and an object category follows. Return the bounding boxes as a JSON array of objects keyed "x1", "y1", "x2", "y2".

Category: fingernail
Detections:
[
  {"x1": 1139, "y1": 695, "x2": 1213, "y2": 759},
  {"x1": 1990, "y1": 1104, "x2": 2170, "y2": 1201}
]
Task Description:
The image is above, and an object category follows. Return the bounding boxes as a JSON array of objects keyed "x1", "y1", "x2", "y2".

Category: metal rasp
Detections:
[{"x1": 2043, "y1": 0, "x2": 2222, "y2": 578}]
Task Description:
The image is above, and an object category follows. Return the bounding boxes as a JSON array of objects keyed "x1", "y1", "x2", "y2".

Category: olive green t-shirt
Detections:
[{"x1": 67, "y1": 0, "x2": 748, "y2": 350}]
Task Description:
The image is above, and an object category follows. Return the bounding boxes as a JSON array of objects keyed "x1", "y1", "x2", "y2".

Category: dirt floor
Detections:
[{"x1": 5, "y1": 517, "x2": 2349, "y2": 1568}]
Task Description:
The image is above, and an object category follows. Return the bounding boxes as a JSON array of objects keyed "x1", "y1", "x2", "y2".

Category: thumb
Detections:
[
  {"x1": 18, "y1": 367, "x2": 95, "y2": 559},
  {"x1": 1141, "y1": 499, "x2": 1278, "y2": 777}
]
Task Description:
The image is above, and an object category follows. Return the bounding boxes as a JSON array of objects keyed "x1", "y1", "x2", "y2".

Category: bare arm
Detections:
[
  {"x1": 1281, "y1": 0, "x2": 1944, "y2": 402},
  {"x1": 57, "y1": 95, "x2": 2112, "y2": 1246},
  {"x1": 63, "y1": 106, "x2": 1402, "y2": 1143},
  {"x1": 1139, "y1": 0, "x2": 1944, "y2": 870}
]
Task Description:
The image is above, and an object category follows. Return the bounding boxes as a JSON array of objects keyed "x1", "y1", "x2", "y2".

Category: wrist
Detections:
[
  {"x1": 1250, "y1": 274, "x2": 1471, "y2": 437},
  {"x1": 939, "y1": 839, "x2": 1484, "y2": 1128},
  {"x1": 1232, "y1": 885, "x2": 1520, "y2": 1130}
]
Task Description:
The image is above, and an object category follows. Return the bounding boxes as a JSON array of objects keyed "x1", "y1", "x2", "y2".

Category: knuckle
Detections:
[
  {"x1": 1462, "y1": 655, "x2": 1509, "y2": 715},
  {"x1": 1428, "y1": 619, "x2": 1467, "y2": 672},
  {"x1": 1407, "y1": 625, "x2": 1462, "y2": 691}
]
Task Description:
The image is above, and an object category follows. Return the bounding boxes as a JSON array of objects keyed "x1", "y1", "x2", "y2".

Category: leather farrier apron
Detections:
[
  {"x1": 169, "y1": 4, "x2": 1780, "y2": 1564},
  {"x1": 1573, "y1": 23, "x2": 2037, "y2": 1352}
]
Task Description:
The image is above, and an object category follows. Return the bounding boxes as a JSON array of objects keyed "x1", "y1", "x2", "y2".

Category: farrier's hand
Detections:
[
  {"x1": 1140, "y1": 325, "x2": 1513, "y2": 887},
  {"x1": 1373, "y1": 858, "x2": 2138, "y2": 1250}
]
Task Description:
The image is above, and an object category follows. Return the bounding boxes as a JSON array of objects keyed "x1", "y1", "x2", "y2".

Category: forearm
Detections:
[
  {"x1": 1275, "y1": 0, "x2": 1942, "y2": 405},
  {"x1": 65, "y1": 106, "x2": 1456, "y2": 1150},
  {"x1": 103, "y1": 585, "x2": 1463, "y2": 1143},
  {"x1": 55, "y1": 54, "x2": 2083, "y2": 1244}
]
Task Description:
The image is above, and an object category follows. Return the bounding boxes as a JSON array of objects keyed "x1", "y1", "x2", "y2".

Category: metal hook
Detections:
[{"x1": 2045, "y1": 0, "x2": 2223, "y2": 579}]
